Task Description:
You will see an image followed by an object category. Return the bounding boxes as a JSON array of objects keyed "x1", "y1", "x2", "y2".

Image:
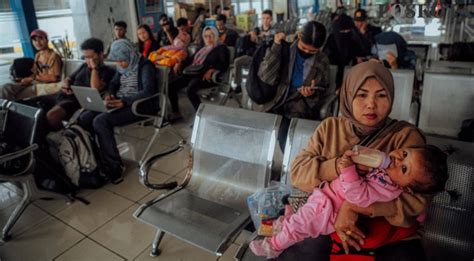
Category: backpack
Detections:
[
  {"x1": 47, "y1": 124, "x2": 106, "y2": 189},
  {"x1": 246, "y1": 41, "x2": 289, "y2": 104},
  {"x1": 10, "y1": 57, "x2": 35, "y2": 81}
]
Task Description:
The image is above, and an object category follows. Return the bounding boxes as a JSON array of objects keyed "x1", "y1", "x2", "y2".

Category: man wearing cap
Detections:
[
  {"x1": 354, "y1": 9, "x2": 382, "y2": 56},
  {"x1": 1, "y1": 29, "x2": 62, "y2": 100}
]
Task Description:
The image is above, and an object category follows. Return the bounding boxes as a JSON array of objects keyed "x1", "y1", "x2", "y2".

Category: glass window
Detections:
[{"x1": 0, "y1": 0, "x2": 23, "y2": 66}]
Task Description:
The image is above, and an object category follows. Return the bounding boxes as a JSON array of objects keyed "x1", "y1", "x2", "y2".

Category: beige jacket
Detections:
[{"x1": 291, "y1": 117, "x2": 429, "y2": 227}]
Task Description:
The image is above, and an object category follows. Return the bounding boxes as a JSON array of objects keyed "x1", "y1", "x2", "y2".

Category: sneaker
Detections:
[{"x1": 110, "y1": 165, "x2": 125, "y2": 185}]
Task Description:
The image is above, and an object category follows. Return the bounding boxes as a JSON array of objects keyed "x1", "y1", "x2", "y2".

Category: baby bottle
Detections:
[{"x1": 351, "y1": 145, "x2": 391, "y2": 169}]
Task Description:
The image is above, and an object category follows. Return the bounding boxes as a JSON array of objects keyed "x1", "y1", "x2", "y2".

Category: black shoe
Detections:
[
  {"x1": 110, "y1": 165, "x2": 125, "y2": 185},
  {"x1": 234, "y1": 85, "x2": 242, "y2": 94}
]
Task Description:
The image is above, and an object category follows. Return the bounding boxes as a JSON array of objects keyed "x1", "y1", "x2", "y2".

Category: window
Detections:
[{"x1": 232, "y1": 0, "x2": 273, "y2": 26}]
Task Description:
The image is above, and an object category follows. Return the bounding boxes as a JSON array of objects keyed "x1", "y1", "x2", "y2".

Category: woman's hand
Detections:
[
  {"x1": 334, "y1": 201, "x2": 365, "y2": 254},
  {"x1": 20, "y1": 77, "x2": 34, "y2": 86},
  {"x1": 105, "y1": 95, "x2": 124, "y2": 108},
  {"x1": 203, "y1": 68, "x2": 216, "y2": 81}
]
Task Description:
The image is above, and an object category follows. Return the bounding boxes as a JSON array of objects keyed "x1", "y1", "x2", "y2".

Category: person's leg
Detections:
[
  {"x1": 46, "y1": 105, "x2": 68, "y2": 130},
  {"x1": 374, "y1": 239, "x2": 427, "y2": 261},
  {"x1": 278, "y1": 117, "x2": 291, "y2": 152},
  {"x1": 274, "y1": 235, "x2": 332, "y2": 261},
  {"x1": 233, "y1": 55, "x2": 252, "y2": 86},
  {"x1": 91, "y1": 107, "x2": 142, "y2": 182},
  {"x1": 186, "y1": 78, "x2": 213, "y2": 111},
  {"x1": 1, "y1": 82, "x2": 28, "y2": 100},
  {"x1": 77, "y1": 110, "x2": 100, "y2": 133},
  {"x1": 168, "y1": 75, "x2": 189, "y2": 113},
  {"x1": 15, "y1": 85, "x2": 36, "y2": 100}
]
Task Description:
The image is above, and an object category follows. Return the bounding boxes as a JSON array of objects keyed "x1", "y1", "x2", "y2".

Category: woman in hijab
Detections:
[
  {"x1": 276, "y1": 61, "x2": 429, "y2": 260},
  {"x1": 167, "y1": 26, "x2": 230, "y2": 121},
  {"x1": 324, "y1": 14, "x2": 366, "y2": 88},
  {"x1": 78, "y1": 39, "x2": 158, "y2": 184}
]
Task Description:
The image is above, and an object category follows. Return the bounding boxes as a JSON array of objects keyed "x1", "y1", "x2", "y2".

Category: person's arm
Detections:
[
  {"x1": 339, "y1": 165, "x2": 403, "y2": 208},
  {"x1": 120, "y1": 61, "x2": 156, "y2": 106},
  {"x1": 290, "y1": 119, "x2": 340, "y2": 192},
  {"x1": 257, "y1": 33, "x2": 285, "y2": 86},
  {"x1": 108, "y1": 70, "x2": 121, "y2": 96}
]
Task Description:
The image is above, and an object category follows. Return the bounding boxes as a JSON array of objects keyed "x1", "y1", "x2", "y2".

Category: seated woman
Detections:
[
  {"x1": 275, "y1": 61, "x2": 429, "y2": 260},
  {"x1": 149, "y1": 18, "x2": 191, "y2": 74},
  {"x1": 167, "y1": 26, "x2": 229, "y2": 121},
  {"x1": 138, "y1": 24, "x2": 159, "y2": 59},
  {"x1": 77, "y1": 39, "x2": 158, "y2": 184}
]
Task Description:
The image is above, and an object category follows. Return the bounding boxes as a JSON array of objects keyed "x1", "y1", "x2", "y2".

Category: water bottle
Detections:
[{"x1": 351, "y1": 145, "x2": 391, "y2": 169}]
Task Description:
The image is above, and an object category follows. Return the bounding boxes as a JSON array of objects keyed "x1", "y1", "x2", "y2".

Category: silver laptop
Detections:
[{"x1": 71, "y1": 86, "x2": 118, "y2": 113}]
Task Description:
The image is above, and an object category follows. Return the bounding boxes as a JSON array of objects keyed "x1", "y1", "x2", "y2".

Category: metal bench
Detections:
[
  {"x1": 389, "y1": 69, "x2": 416, "y2": 124},
  {"x1": 134, "y1": 104, "x2": 281, "y2": 257},
  {"x1": 423, "y1": 135, "x2": 474, "y2": 261},
  {"x1": 0, "y1": 100, "x2": 71, "y2": 241},
  {"x1": 235, "y1": 117, "x2": 321, "y2": 260},
  {"x1": 419, "y1": 72, "x2": 474, "y2": 137}
]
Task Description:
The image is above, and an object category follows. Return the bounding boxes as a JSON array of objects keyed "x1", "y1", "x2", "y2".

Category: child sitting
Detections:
[{"x1": 250, "y1": 145, "x2": 448, "y2": 258}]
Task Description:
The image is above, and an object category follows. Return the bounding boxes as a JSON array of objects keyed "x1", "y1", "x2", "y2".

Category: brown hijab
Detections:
[{"x1": 340, "y1": 61, "x2": 394, "y2": 136}]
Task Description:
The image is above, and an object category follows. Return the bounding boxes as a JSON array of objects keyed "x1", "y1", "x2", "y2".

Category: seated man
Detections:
[
  {"x1": 216, "y1": 14, "x2": 238, "y2": 47},
  {"x1": 105, "y1": 21, "x2": 128, "y2": 58},
  {"x1": 1, "y1": 29, "x2": 62, "y2": 100},
  {"x1": 46, "y1": 38, "x2": 116, "y2": 130},
  {"x1": 78, "y1": 39, "x2": 158, "y2": 184},
  {"x1": 353, "y1": 9, "x2": 382, "y2": 58}
]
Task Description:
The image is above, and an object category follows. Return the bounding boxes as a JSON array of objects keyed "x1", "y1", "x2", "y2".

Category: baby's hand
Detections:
[{"x1": 337, "y1": 150, "x2": 357, "y2": 173}]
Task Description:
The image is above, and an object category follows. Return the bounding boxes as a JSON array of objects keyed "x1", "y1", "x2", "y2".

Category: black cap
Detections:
[{"x1": 354, "y1": 9, "x2": 368, "y2": 21}]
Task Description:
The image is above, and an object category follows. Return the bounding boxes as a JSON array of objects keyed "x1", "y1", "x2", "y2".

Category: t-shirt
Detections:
[
  {"x1": 33, "y1": 49, "x2": 62, "y2": 82},
  {"x1": 157, "y1": 27, "x2": 179, "y2": 48},
  {"x1": 290, "y1": 51, "x2": 306, "y2": 90},
  {"x1": 116, "y1": 71, "x2": 138, "y2": 99}
]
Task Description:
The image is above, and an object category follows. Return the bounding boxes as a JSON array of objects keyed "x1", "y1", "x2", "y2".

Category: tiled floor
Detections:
[{"x1": 0, "y1": 96, "x2": 254, "y2": 260}]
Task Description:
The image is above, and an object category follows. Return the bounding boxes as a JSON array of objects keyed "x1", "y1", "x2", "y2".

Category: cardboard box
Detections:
[{"x1": 236, "y1": 14, "x2": 255, "y2": 32}]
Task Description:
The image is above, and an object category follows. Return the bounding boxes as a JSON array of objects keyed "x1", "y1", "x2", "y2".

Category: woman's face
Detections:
[
  {"x1": 352, "y1": 77, "x2": 390, "y2": 127},
  {"x1": 116, "y1": 60, "x2": 129, "y2": 69},
  {"x1": 137, "y1": 28, "x2": 150, "y2": 42},
  {"x1": 203, "y1": 29, "x2": 215, "y2": 46}
]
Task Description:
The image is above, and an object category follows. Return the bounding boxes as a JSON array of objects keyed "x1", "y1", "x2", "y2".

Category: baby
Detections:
[{"x1": 250, "y1": 145, "x2": 448, "y2": 258}]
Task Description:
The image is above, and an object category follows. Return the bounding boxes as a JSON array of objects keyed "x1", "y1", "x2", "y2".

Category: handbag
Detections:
[{"x1": 182, "y1": 64, "x2": 206, "y2": 76}]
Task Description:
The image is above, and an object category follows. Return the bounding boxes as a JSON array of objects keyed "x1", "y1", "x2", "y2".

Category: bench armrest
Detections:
[
  {"x1": 131, "y1": 93, "x2": 160, "y2": 118},
  {"x1": 139, "y1": 142, "x2": 185, "y2": 190},
  {"x1": 319, "y1": 94, "x2": 338, "y2": 119},
  {"x1": 0, "y1": 144, "x2": 38, "y2": 164}
]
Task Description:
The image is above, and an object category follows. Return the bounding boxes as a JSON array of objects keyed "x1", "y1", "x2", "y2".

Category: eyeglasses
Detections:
[{"x1": 203, "y1": 34, "x2": 214, "y2": 39}]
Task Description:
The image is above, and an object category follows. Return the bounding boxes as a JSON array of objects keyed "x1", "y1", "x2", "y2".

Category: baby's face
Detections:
[{"x1": 386, "y1": 148, "x2": 430, "y2": 189}]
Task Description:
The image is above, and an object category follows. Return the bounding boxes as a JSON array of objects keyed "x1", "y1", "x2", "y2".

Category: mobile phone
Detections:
[{"x1": 310, "y1": 86, "x2": 325, "y2": 91}]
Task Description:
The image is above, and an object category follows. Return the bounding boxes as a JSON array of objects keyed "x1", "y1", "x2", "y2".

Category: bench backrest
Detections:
[
  {"x1": 281, "y1": 118, "x2": 321, "y2": 185},
  {"x1": 188, "y1": 104, "x2": 281, "y2": 210},
  {"x1": 4, "y1": 102, "x2": 41, "y2": 147},
  {"x1": 389, "y1": 69, "x2": 415, "y2": 122},
  {"x1": 423, "y1": 136, "x2": 474, "y2": 261},
  {"x1": 419, "y1": 72, "x2": 474, "y2": 137}
]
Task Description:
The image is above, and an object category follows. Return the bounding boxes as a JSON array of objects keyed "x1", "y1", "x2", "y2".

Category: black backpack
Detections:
[
  {"x1": 10, "y1": 57, "x2": 34, "y2": 81},
  {"x1": 246, "y1": 41, "x2": 290, "y2": 104}
]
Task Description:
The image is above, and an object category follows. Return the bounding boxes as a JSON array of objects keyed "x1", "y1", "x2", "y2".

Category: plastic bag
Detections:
[{"x1": 247, "y1": 181, "x2": 292, "y2": 236}]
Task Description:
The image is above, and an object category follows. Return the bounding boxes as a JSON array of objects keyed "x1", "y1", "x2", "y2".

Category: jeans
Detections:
[{"x1": 77, "y1": 107, "x2": 143, "y2": 175}]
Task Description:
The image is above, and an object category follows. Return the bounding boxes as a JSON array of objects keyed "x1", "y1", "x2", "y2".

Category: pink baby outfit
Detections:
[{"x1": 270, "y1": 165, "x2": 403, "y2": 251}]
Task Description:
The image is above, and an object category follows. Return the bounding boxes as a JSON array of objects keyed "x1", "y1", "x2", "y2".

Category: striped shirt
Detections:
[{"x1": 116, "y1": 71, "x2": 138, "y2": 99}]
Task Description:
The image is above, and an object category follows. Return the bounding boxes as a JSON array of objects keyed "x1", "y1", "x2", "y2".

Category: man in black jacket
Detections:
[{"x1": 216, "y1": 14, "x2": 238, "y2": 47}]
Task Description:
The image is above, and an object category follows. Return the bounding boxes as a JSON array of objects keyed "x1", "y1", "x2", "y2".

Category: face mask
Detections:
[{"x1": 298, "y1": 47, "x2": 315, "y2": 59}]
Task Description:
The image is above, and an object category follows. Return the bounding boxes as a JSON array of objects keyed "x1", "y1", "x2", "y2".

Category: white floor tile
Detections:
[
  {"x1": 55, "y1": 238, "x2": 125, "y2": 261},
  {"x1": 0, "y1": 217, "x2": 84, "y2": 260},
  {"x1": 0, "y1": 204, "x2": 50, "y2": 239},
  {"x1": 0, "y1": 184, "x2": 21, "y2": 211},
  {"x1": 55, "y1": 189, "x2": 134, "y2": 235}
]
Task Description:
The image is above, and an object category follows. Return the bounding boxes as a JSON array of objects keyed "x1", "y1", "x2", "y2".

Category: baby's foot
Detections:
[{"x1": 249, "y1": 238, "x2": 282, "y2": 258}]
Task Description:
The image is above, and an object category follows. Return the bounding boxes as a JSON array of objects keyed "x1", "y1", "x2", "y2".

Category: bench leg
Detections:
[
  {"x1": 150, "y1": 229, "x2": 165, "y2": 257},
  {"x1": 2, "y1": 181, "x2": 31, "y2": 241}
]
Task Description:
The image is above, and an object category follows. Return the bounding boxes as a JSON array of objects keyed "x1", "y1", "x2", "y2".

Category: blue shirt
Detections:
[{"x1": 290, "y1": 51, "x2": 306, "y2": 90}]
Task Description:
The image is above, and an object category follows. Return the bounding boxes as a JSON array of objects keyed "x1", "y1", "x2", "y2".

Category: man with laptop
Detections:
[{"x1": 46, "y1": 38, "x2": 116, "y2": 130}]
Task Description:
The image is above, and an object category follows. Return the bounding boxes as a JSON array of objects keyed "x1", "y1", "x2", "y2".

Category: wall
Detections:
[{"x1": 71, "y1": 0, "x2": 137, "y2": 56}]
